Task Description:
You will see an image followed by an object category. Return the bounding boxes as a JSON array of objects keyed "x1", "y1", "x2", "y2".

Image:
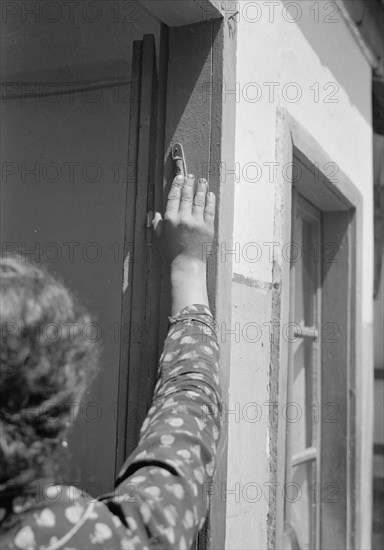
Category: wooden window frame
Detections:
[
  {"x1": 284, "y1": 192, "x2": 322, "y2": 550},
  {"x1": 273, "y1": 110, "x2": 363, "y2": 550}
]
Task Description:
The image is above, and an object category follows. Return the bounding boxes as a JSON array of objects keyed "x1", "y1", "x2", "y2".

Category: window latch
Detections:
[{"x1": 172, "y1": 142, "x2": 187, "y2": 178}]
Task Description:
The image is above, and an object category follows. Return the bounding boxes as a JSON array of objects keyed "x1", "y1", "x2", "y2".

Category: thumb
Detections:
[{"x1": 152, "y1": 212, "x2": 163, "y2": 238}]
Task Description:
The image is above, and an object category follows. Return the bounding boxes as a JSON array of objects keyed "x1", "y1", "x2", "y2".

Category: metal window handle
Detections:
[
  {"x1": 293, "y1": 324, "x2": 319, "y2": 340},
  {"x1": 146, "y1": 143, "x2": 188, "y2": 231},
  {"x1": 170, "y1": 142, "x2": 208, "y2": 194},
  {"x1": 291, "y1": 446, "x2": 317, "y2": 467},
  {"x1": 172, "y1": 142, "x2": 188, "y2": 178}
]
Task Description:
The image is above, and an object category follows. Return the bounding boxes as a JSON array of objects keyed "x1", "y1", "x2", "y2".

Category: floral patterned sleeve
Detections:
[
  {"x1": 99, "y1": 303, "x2": 222, "y2": 549},
  {"x1": 1, "y1": 304, "x2": 221, "y2": 550}
]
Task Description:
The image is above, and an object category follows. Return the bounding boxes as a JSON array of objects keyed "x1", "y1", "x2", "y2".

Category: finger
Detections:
[
  {"x1": 165, "y1": 175, "x2": 185, "y2": 217},
  {"x1": 204, "y1": 191, "x2": 216, "y2": 226},
  {"x1": 192, "y1": 178, "x2": 208, "y2": 218},
  {"x1": 179, "y1": 174, "x2": 195, "y2": 215}
]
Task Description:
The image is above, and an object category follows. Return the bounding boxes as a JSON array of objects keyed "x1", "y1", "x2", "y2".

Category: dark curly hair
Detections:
[{"x1": 0, "y1": 255, "x2": 100, "y2": 492}]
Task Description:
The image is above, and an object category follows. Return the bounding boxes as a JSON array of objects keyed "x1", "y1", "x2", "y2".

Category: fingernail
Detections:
[
  {"x1": 187, "y1": 173, "x2": 195, "y2": 180},
  {"x1": 198, "y1": 178, "x2": 207, "y2": 185},
  {"x1": 175, "y1": 175, "x2": 184, "y2": 182}
]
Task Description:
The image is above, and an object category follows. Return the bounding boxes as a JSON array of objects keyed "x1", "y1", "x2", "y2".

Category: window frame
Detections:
[
  {"x1": 284, "y1": 191, "x2": 322, "y2": 550},
  {"x1": 273, "y1": 110, "x2": 363, "y2": 550}
]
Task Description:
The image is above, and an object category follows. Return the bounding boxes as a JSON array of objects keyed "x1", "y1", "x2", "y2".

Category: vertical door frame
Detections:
[
  {"x1": 117, "y1": 3, "x2": 238, "y2": 549},
  {"x1": 159, "y1": 14, "x2": 237, "y2": 550}
]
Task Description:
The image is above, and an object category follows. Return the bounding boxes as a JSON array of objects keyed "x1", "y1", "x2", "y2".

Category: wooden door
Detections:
[
  {"x1": 1, "y1": 85, "x2": 129, "y2": 496},
  {"x1": 0, "y1": 11, "x2": 163, "y2": 496}
]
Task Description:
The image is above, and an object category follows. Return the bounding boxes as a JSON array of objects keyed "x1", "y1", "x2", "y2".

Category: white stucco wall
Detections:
[{"x1": 225, "y1": 2, "x2": 374, "y2": 548}]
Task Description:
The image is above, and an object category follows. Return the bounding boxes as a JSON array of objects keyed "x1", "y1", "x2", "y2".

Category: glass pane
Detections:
[
  {"x1": 302, "y1": 216, "x2": 320, "y2": 450},
  {"x1": 284, "y1": 461, "x2": 317, "y2": 550},
  {"x1": 291, "y1": 339, "x2": 315, "y2": 450},
  {"x1": 302, "y1": 218, "x2": 319, "y2": 327},
  {"x1": 290, "y1": 213, "x2": 320, "y2": 450}
]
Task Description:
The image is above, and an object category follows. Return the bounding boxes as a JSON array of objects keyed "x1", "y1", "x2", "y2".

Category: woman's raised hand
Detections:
[
  {"x1": 152, "y1": 174, "x2": 216, "y2": 270},
  {"x1": 152, "y1": 174, "x2": 216, "y2": 315}
]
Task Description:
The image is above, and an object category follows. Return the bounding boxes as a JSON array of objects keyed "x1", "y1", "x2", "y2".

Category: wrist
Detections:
[
  {"x1": 170, "y1": 255, "x2": 207, "y2": 281},
  {"x1": 169, "y1": 256, "x2": 209, "y2": 315}
]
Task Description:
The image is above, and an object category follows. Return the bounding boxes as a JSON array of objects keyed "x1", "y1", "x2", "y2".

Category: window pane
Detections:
[
  {"x1": 285, "y1": 461, "x2": 317, "y2": 550},
  {"x1": 291, "y1": 339, "x2": 315, "y2": 450},
  {"x1": 290, "y1": 211, "x2": 320, "y2": 450},
  {"x1": 302, "y1": 217, "x2": 319, "y2": 327}
]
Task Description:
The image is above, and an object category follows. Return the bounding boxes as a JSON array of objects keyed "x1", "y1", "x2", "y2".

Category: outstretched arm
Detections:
[{"x1": 99, "y1": 174, "x2": 222, "y2": 549}]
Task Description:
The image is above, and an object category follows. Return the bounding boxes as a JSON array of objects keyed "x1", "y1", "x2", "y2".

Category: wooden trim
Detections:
[
  {"x1": 146, "y1": 24, "x2": 169, "y2": 398},
  {"x1": 286, "y1": 115, "x2": 363, "y2": 210},
  {"x1": 115, "y1": 40, "x2": 143, "y2": 474},
  {"x1": 208, "y1": 15, "x2": 237, "y2": 550},
  {"x1": 115, "y1": 35, "x2": 160, "y2": 466},
  {"x1": 128, "y1": 34, "x2": 158, "y2": 453},
  {"x1": 273, "y1": 108, "x2": 294, "y2": 550},
  {"x1": 347, "y1": 198, "x2": 357, "y2": 550},
  {"x1": 161, "y1": 15, "x2": 237, "y2": 550},
  {"x1": 162, "y1": 19, "x2": 215, "y2": 549},
  {"x1": 284, "y1": 185, "x2": 298, "y2": 546},
  {"x1": 321, "y1": 209, "x2": 351, "y2": 550},
  {"x1": 116, "y1": 25, "x2": 169, "y2": 476},
  {"x1": 158, "y1": 18, "x2": 217, "y2": 366}
]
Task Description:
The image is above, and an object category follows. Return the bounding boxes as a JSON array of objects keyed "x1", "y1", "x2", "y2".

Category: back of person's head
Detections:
[{"x1": 0, "y1": 254, "x2": 99, "y2": 492}]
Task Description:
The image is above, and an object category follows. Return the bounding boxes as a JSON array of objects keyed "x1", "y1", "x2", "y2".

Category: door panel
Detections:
[
  {"x1": 1, "y1": 94, "x2": 129, "y2": 495},
  {"x1": 1, "y1": 8, "x2": 161, "y2": 496},
  {"x1": 116, "y1": 32, "x2": 164, "y2": 466}
]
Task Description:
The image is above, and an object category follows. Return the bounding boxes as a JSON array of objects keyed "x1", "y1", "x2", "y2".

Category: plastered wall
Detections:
[{"x1": 225, "y1": 3, "x2": 373, "y2": 548}]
